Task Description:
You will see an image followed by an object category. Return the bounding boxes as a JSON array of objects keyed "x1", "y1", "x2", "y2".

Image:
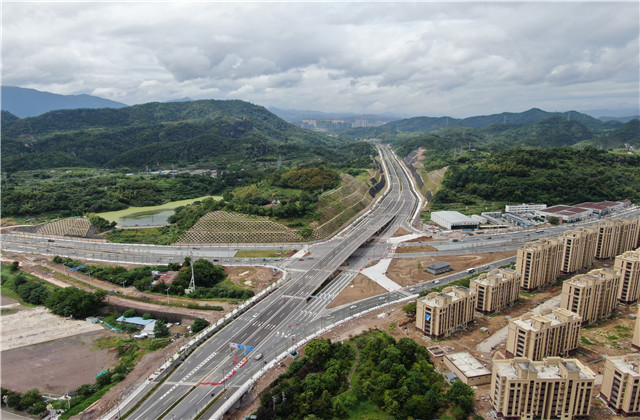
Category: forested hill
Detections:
[
  {"x1": 346, "y1": 107, "x2": 628, "y2": 140},
  {"x1": 1, "y1": 99, "x2": 353, "y2": 172}
]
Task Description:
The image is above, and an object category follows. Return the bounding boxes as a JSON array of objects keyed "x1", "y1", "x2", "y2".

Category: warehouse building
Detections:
[
  {"x1": 443, "y1": 352, "x2": 491, "y2": 386},
  {"x1": 537, "y1": 205, "x2": 593, "y2": 223},
  {"x1": 506, "y1": 307, "x2": 582, "y2": 360},
  {"x1": 600, "y1": 354, "x2": 640, "y2": 416},
  {"x1": 560, "y1": 268, "x2": 620, "y2": 325},
  {"x1": 430, "y1": 211, "x2": 479, "y2": 230},
  {"x1": 491, "y1": 357, "x2": 595, "y2": 420},
  {"x1": 505, "y1": 203, "x2": 547, "y2": 214}
]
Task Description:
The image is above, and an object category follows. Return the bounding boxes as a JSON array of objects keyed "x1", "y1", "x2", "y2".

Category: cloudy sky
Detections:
[{"x1": 2, "y1": 2, "x2": 638, "y2": 117}]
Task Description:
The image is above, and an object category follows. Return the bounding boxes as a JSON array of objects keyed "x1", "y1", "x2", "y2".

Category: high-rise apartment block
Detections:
[
  {"x1": 416, "y1": 286, "x2": 476, "y2": 339},
  {"x1": 595, "y1": 218, "x2": 640, "y2": 260},
  {"x1": 491, "y1": 357, "x2": 595, "y2": 420},
  {"x1": 633, "y1": 306, "x2": 640, "y2": 350},
  {"x1": 600, "y1": 354, "x2": 640, "y2": 416},
  {"x1": 470, "y1": 269, "x2": 520, "y2": 314},
  {"x1": 559, "y1": 227, "x2": 597, "y2": 274},
  {"x1": 614, "y1": 249, "x2": 640, "y2": 303},
  {"x1": 506, "y1": 307, "x2": 582, "y2": 360},
  {"x1": 560, "y1": 268, "x2": 620, "y2": 325},
  {"x1": 516, "y1": 238, "x2": 562, "y2": 291}
]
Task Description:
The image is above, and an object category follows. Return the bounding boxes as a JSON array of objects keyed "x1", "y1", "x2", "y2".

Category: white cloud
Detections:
[{"x1": 2, "y1": 2, "x2": 638, "y2": 117}]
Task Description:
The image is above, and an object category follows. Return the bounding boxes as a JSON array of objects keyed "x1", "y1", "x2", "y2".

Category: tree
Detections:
[
  {"x1": 154, "y1": 320, "x2": 170, "y2": 338},
  {"x1": 548, "y1": 216, "x2": 561, "y2": 225},
  {"x1": 305, "y1": 339, "x2": 332, "y2": 368},
  {"x1": 45, "y1": 287, "x2": 106, "y2": 318},
  {"x1": 123, "y1": 309, "x2": 137, "y2": 318},
  {"x1": 9, "y1": 261, "x2": 19, "y2": 272},
  {"x1": 89, "y1": 214, "x2": 116, "y2": 233},
  {"x1": 402, "y1": 301, "x2": 417, "y2": 316},
  {"x1": 191, "y1": 318, "x2": 209, "y2": 333},
  {"x1": 446, "y1": 381, "x2": 475, "y2": 417}
]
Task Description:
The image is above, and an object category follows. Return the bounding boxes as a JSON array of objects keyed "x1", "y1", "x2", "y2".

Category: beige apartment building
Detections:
[
  {"x1": 516, "y1": 238, "x2": 562, "y2": 292},
  {"x1": 491, "y1": 357, "x2": 595, "y2": 420},
  {"x1": 633, "y1": 306, "x2": 640, "y2": 350},
  {"x1": 506, "y1": 307, "x2": 582, "y2": 360},
  {"x1": 600, "y1": 354, "x2": 640, "y2": 416},
  {"x1": 416, "y1": 286, "x2": 476, "y2": 339},
  {"x1": 560, "y1": 268, "x2": 620, "y2": 325},
  {"x1": 559, "y1": 227, "x2": 597, "y2": 274},
  {"x1": 595, "y1": 218, "x2": 640, "y2": 260},
  {"x1": 614, "y1": 249, "x2": 640, "y2": 303},
  {"x1": 470, "y1": 268, "x2": 520, "y2": 314}
]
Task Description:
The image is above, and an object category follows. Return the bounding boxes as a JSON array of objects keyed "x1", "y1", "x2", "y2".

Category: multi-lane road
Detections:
[{"x1": 3, "y1": 144, "x2": 639, "y2": 419}]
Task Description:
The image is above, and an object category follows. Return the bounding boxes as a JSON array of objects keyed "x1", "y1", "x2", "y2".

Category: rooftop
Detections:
[
  {"x1": 446, "y1": 352, "x2": 491, "y2": 377},
  {"x1": 431, "y1": 211, "x2": 479, "y2": 224},
  {"x1": 541, "y1": 205, "x2": 592, "y2": 216},
  {"x1": 574, "y1": 201, "x2": 622, "y2": 211},
  {"x1": 607, "y1": 354, "x2": 640, "y2": 377},
  {"x1": 116, "y1": 316, "x2": 155, "y2": 326}
]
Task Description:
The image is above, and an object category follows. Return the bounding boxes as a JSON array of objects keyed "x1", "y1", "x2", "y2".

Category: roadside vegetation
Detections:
[{"x1": 256, "y1": 331, "x2": 476, "y2": 420}]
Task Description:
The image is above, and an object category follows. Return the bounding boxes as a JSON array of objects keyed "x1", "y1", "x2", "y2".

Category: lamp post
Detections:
[{"x1": 166, "y1": 287, "x2": 170, "y2": 304}]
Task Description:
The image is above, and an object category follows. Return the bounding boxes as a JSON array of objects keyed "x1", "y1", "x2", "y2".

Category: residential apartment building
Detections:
[
  {"x1": 491, "y1": 357, "x2": 595, "y2": 420},
  {"x1": 470, "y1": 268, "x2": 520, "y2": 314},
  {"x1": 516, "y1": 238, "x2": 562, "y2": 291},
  {"x1": 416, "y1": 286, "x2": 476, "y2": 339},
  {"x1": 559, "y1": 227, "x2": 597, "y2": 274},
  {"x1": 600, "y1": 354, "x2": 640, "y2": 416},
  {"x1": 560, "y1": 268, "x2": 620, "y2": 325},
  {"x1": 633, "y1": 306, "x2": 640, "y2": 350},
  {"x1": 506, "y1": 307, "x2": 582, "y2": 360},
  {"x1": 595, "y1": 218, "x2": 640, "y2": 260},
  {"x1": 614, "y1": 249, "x2": 640, "y2": 303}
]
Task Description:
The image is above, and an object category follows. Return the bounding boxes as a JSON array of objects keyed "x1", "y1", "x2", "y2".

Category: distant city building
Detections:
[
  {"x1": 633, "y1": 306, "x2": 640, "y2": 350},
  {"x1": 430, "y1": 211, "x2": 479, "y2": 230},
  {"x1": 559, "y1": 227, "x2": 597, "y2": 274},
  {"x1": 614, "y1": 249, "x2": 640, "y2": 303},
  {"x1": 506, "y1": 307, "x2": 582, "y2": 360},
  {"x1": 600, "y1": 354, "x2": 640, "y2": 416},
  {"x1": 537, "y1": 205, "x2": 593, "y2": 223},
  {"x1": 560, "y1": 268, "x2": 620, "y2": 325},
  {"x1": 426, "y1": 261, "x2": 451, "y2": 275},
  {"x1": 505, "y1": 203, "x2": 547, "y2": 214},
  {"x1": 516, "y1": 238, "x2": 562, "y2": 291},
  {"x1": 470, "y1": 269, "x2": 520, "y2": 314},
  {"x1": 443, "y1": 352, "x2": 491, "y2": 386},
  {"x1": 416, "y1": 286, "x2": 476, "y2": 339},
  {"x1": 491, "y1": 357, "x2": 595, "y2": 420}
]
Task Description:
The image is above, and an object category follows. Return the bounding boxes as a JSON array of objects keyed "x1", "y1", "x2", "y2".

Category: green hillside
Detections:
[
  {"x1": 1, "y1": 99, "x2": 354, "y2": 172},
  {"x1": 430, "y1": 147, "x2": 640, "y2": 209}
]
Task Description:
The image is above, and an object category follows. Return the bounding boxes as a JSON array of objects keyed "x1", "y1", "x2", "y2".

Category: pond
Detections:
[{"x1": 96, "y1": 196, "x2": 221, "y2": 227}]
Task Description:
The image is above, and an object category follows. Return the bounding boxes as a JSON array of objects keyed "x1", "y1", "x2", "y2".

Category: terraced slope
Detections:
[
  {"x1": 176, "y1": 211, "x2": 305, "y2": 244},
  {"x1": 37, "y1": 218, "x2": 92, "y2": 237},
  {"x1": 176, "y1": 174, "x2": 376, "y2": 243}
]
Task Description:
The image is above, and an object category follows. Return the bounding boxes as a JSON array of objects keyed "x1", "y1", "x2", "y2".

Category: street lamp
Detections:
[{"x1": 166, "y1": 287, "x2": 170, "y2": 304}]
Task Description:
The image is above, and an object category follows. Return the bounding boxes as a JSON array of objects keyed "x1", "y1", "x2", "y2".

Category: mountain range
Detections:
[{"x1": 1, "y1": 86, "x2": 128, "y2": 118}]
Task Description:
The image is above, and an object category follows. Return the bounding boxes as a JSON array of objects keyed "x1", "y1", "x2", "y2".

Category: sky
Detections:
[{"x1": 2, "y1": 1, "x2": 639, "y2": 117}]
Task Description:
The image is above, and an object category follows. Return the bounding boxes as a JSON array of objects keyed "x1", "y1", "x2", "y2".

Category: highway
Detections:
[{"x1": 2, "y1": 144, "x2": 639, "y2": 419}]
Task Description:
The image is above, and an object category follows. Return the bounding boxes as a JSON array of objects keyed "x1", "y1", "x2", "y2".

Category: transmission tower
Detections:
[{"x1": 185, "y1": 253, "x2": 196, "y2": 294}]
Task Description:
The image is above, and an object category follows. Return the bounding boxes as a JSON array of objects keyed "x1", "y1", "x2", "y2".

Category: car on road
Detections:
[
  {"x1": 252, "y1": 313, "x2": 258, "y2": 318},
  {"x1": 298, "y1": 258, "x2": 304, "y2": 261},
  {"x1": 350, "y1": 305, "x2": 357, "y2": 309}
]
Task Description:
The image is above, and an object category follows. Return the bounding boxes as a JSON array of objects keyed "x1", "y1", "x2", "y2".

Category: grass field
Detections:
[{"x1": 96, "y1": 195, "x2": 222, "y2": 223}]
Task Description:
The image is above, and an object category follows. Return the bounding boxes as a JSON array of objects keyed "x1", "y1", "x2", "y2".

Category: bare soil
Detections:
[
  {"x1": 1, "y1": 329, "x2": 121, "y2": 395},
  {"x1": 396, "y1": 244, "x2": 438, "y2": 253},
  {"x1": 326, "y1": 274, "x2": 387, "y2": 308},
  {"x1": 392, "y1": 227, "x2": 411, "y2": 237},
  {"x1": 225, "y1": 266, "x2": 282, "y2": 293},
  {"x1": 387, "y1": 251, "x2": 516, "y2": 287}
]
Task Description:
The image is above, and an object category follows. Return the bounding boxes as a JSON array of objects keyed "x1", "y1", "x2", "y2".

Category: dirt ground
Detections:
[
  {"x1": 326, "y1": 274, "x2": 387, "y2": 308},
  {"x1": 1, "y1": 329, "x2": 121, "y2": 395},
  {"x1": 387, "y1": 251, "x2": 516, "y2": 287},
  {"x1": 392, "y1": 227, "x2": 411, "y2": 237},
  {"x1": 225, "y1": 266, "x2": 282, "y2": 293},
  {"x1": 396, "y1": 244, "x2": 438, "y2": 253},
  {"x1": 1, "y1": 306, "x2": 106, "y2": 351}
]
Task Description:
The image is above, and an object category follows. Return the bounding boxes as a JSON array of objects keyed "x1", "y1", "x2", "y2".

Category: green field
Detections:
[{"x1": 96, "y1": 196, "x2": 222, "y2": 223}]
